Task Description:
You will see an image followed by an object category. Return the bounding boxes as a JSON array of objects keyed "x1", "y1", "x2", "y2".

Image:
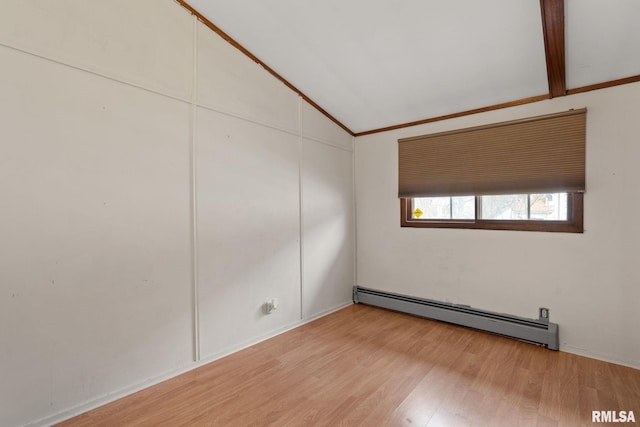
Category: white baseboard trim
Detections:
[
  {"x1": 27, "y1": 301, "x2": 353, "y2": 427},
  {"x1": 560, "y1": 344, "x2": 640, "y2": 371}
]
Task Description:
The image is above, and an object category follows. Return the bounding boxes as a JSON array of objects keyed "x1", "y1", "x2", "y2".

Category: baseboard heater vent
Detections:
[{"x1": 353, "y1": 286, "x2": 559, "y2": 350}]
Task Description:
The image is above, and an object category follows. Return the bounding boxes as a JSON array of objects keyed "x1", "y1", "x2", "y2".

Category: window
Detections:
[
  {"x1": 398, "y1": 109, "x2": 586, "y2": 233},
  {"x1": 401, "y1": 192, "x2": 583, "y2": 232}
]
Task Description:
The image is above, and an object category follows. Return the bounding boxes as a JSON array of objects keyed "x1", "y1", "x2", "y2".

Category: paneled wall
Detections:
[
  {"x1": 355, "y1": 82, "x2": 640, "y2": 370},
  {"x1": 0, "y1": 2, "x2": 354, "y2": 426}
]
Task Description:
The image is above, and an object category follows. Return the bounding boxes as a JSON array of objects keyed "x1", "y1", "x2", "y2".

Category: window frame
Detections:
[{"x1": 400, "y1": 192, "x2": 583, "y2": 233}]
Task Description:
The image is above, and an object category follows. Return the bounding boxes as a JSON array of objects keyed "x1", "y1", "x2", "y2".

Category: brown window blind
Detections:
[{"x1": 398, "y1": 108, "x2": 586, "y2": 198}]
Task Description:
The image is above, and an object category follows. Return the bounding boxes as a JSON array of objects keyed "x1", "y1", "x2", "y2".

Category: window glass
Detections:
[
  {"x1": 412, "y1": 196, "x2": 475, "y2": 220},
  {"x1": 412, "y1": 197, "x2": 450, "y2": 219},
  {"x1": 480, "y1": 194, "x2": 528, "y2": 220},
  {"x1": 480, "y1": 193, "x2": 568, "y2": 220},
  {"x1": 529, "y1": 193, "x2": 567, "y2": 220},
  {"x1": 401, "y1": 192, "x2": 581, "y2": 232},
  {"x1": 451, "y1": 196, "x2": 475, "y2": 219}
]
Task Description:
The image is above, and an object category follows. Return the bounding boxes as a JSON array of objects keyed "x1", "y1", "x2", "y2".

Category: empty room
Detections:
[{"x1": 1, "y1": 1, "x2": 639, "y2": 426}]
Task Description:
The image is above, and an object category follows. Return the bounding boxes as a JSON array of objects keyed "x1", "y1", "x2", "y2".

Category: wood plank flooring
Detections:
[{"x1": 58, "y1": 304, "x2": 640, "y2": 426}]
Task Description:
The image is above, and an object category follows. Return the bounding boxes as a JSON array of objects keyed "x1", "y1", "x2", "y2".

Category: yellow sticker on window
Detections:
[{"x1": 413, "y1": 208, "x2": 423, "y2": 218}]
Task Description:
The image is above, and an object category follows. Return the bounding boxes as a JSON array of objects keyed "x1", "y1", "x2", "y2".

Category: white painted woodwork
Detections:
[
  {"x1": 6, "y1": 0, "x2": 640, "y2": 424},
  {"x1": 302, "y1": 139, "x2": 354, "y2": 318},
  {"x1": 0, "y1": 45, "x2": 193, "y2": 427},
  {"x1": 0, "y1": 0, "x2": 194, "y2": 99},
  {"x1": 355, "y1": 82, "x2": 640, "y2": 369},
  {"x1": 196, "y1": 22, "x2": 300, "y2": 132},
  {"x1": 195, "y1": 108, "x2": 301, "y2": 358},
  {"x1": 186, "y1": 0, "x2": 550, "y2": 133},
  {"x1": 0, "y1": 1, "x2": 354, "y2": 425},
  {"x1": 301, "y1": 100, "x2": 353, "y2": 149}
]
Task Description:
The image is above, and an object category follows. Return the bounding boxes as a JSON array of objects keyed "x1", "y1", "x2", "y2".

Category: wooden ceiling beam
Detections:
[{"x1": 540, "y1": 0, "x2": 566, "y2": 98}]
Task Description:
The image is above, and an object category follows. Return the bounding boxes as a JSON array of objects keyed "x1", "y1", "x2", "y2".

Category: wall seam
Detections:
[
  {"x1": 0, "y1": 42, "x2": 193, "y2": 105},
  {"x1": 298, "y1": 133, "x2": 354, "y2": 152},
  {"x1": 298, "y1": 96, "x2": 305, "y2": 320},
  {"x1": 190, "y1": 14, "x2": 201, "y2": 362},
  {"x1": 0, "y1": 42, "x2": 353, "y2": 153},
  {"x1": 196, "y1": 101, "x2": 298, "y2": 138},
  {"x1": 352, "y1": 134, "x2": 358, "y2": 290}
]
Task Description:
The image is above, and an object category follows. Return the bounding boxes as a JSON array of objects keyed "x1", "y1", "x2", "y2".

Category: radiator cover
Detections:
[{"x1": 353, "y1": 286, "x2": 559, "y2": 350}]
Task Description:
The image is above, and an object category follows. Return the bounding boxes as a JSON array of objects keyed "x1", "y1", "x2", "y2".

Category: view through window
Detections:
[
  {"x1": 402, "y1": 192, "x2": 582, "y2": 232},
  {"x1": 412, "y1": 193, "x2": 568, "y2": 221}
]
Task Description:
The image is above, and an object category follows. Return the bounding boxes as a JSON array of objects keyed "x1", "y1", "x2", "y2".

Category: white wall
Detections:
[
  {"x1": 355, "y1": 82, "x2": 640, "y2": 369},
  {"x1": 301, "y1": 101, "x2": 354, "y2": 318},
  {"x1": 0, "y1": 2, "x2": 354, "y2": 426}
]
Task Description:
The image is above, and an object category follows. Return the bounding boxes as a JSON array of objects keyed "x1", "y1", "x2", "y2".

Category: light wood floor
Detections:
[{"x1": 58, "y1": 304, "x2": 640, "y2": 427}]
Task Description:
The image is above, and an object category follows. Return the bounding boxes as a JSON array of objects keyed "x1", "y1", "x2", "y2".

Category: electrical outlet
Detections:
[
  {"x1": 264, "y1": 298, "x2": 278, "y2": 314},
  {"x1": 539, "y1": 307, "x2": 549, "y2": 321}
]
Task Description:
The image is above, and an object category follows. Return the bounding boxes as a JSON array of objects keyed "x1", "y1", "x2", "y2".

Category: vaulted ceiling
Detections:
[{"x1": 181, "y1": 0, "x2": 640, "y2": 135}]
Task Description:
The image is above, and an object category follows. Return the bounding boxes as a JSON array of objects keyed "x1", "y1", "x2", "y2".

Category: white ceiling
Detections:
[
  {"x1": 186, "y1": 0, "x2": 640, "y2": 134},
  {"x1": 566, "y1": 0, "x2": 640, "y2": 89}
]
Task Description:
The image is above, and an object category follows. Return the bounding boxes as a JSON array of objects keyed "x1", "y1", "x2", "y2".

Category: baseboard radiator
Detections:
[{"x1": 353, "y1": 286, "x2": 559, "y2": 350}]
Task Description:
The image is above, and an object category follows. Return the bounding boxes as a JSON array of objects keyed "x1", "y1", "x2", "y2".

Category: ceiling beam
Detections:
[{"x1": 540, "y1": 0, "x2": 566, "y2": 98}]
